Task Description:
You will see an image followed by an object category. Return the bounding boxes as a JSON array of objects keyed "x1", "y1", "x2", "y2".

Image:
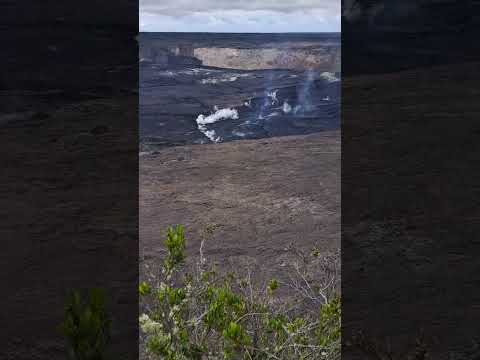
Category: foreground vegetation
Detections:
[
  {"x1": 139, "y1": 225, "x2": 341, "y2": 359},
  {"x1": 61, "y1": 288, "x2": 111, "y2": 360}
]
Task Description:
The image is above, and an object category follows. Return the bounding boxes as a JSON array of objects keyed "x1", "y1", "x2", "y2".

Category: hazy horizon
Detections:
[{"x1": 138, "y1": 31, "x2": 341, "y2": 34}]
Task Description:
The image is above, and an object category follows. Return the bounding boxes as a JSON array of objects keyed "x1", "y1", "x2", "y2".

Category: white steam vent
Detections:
[
  {"x1": 267, "y1": 89, "x2": 279, "y2": 105},
  {"x1": 196, "y1": 108, "x2": 239, "y2": 143},
  {"x1": 320, "y1": 72, "x2": 340, "y2": 83},
  {"x1": 282, "y1": 101, "x2": 292, "y2": 113}
]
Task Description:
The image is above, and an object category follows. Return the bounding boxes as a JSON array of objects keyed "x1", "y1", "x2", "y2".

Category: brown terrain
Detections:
[{"x1": 140, "y1": 130, "x2": 340, "y2": 281}]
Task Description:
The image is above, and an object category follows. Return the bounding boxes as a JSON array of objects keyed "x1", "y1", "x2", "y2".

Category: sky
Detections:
[{"x1": 140, "y1": 0, "x2": 340, "y2": 33}]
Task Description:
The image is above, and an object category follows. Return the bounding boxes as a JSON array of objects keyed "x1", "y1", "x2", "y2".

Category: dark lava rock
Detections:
[
  {"x1": 90, "y1": 124, "x2": 109, "y2": 135},
  {"x1": 75, "y1": 132, "x2": 95, "y2": 146},
  {"x1": 31, "y1": 112, "x2": 50, "y2": 120}
]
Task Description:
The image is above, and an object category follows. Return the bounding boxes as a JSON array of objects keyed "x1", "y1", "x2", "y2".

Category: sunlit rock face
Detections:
[
  {"x1": 138, "y1": 33, "x2": 340, "y2": 71},
  {"x1": 193, "y1": 46, "x2": 340, "y2": 71}
]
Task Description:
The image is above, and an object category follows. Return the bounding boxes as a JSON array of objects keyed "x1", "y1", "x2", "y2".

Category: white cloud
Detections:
[{"x1": 140, "y1": 0, "x2": 340, "y2": 32}]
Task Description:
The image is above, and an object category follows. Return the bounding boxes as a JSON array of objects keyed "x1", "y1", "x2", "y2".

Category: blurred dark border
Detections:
[
  {"x1": 342, "y1": 1, "x2": 480, "y2": 359},
  {"x1": 0, "y1": 1, "x2": 138, "y2": 359}
]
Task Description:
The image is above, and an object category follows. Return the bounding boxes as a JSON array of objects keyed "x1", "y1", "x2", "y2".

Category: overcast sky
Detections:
[{"x1": 140, "y1": 0, "x2": 340, "y2": 33}]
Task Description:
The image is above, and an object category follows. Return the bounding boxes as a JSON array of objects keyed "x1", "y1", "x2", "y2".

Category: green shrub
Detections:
[
  {"x1": 317, "y1": 295, "x2": 341, "y2": 352},
  {"x1": 61, "y1": 288, "x2": 111, "y2": 360},
  {"x1": 164, "y1": 225, "x2": 186, "y2": 272},
  {"x1": 140, "y1": 225, "x2": 341, "y2": 359},
  {"x1": 139, "y1": 281, "x2": 152, "y2": 296}
]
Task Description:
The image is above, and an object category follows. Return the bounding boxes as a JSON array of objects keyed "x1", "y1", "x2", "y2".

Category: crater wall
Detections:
[
  {"x1": 193, "y1": 46, "x2": 340, "y2": 71},
  {"x1": 138, "y1": 33, "x2": 340, "y2": 71}
]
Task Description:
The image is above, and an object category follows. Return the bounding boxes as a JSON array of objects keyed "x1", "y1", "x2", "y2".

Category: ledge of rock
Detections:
[{"x1": 139, "y1": 33, "x2": 340, "y2": 71}]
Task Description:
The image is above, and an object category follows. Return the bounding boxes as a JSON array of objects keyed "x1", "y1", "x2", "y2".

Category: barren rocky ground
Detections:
[{"x1": 140, "y1": 131, "x2": 340, "y2": 282}]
